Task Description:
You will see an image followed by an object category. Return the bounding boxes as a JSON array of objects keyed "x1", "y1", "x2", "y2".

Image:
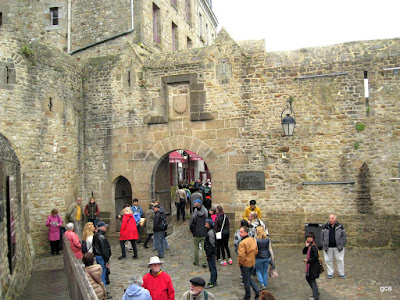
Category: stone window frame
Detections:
[
  {"x1": 0, "y1": 5, "x2": 8, "y2": 27},
  {"x1": 44, "y1": 2, "x2": 64, "y2": 31},
  {"x1": 0, "y1": 61, "x2": 16, "y2": 90},
  {"x1": 152, "y1": 3, "x2": 161, "y2": 45},
  {"x1": 145, "y1": 73, "x2": 213, "y2": 124},
  {"x1": 172, "y1": 22, "x2": 178, "y2": 51},
  {"x1": 185, "y1": 0, "x2": 192, "y2": 24}
]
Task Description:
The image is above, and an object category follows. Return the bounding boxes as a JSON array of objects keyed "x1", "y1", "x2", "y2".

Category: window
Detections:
[
  {"x1": 199, "y1": 13, "x2": 203, "y2": 37},
  {"x1": 185, "y1": 0, "x2": 191, "y2": 23},
  {"x1": 206, "y1": 23, "x2": 209, "y2": 45},
  {"x1": 50, "y1": 7, "x2": 59, "y2": 26},
  {"x1": 0, "y1": 12, "x2": 3, "y2": 27},
  {"x1": 172, "y1": 23, "x2": 178, "y2": 51},
  {"x1": 153, "y1": 3, "x2": 161, "y2": 44},
  {"x1": 187, "y1": 37, "x2": 192, "y2": 49}
]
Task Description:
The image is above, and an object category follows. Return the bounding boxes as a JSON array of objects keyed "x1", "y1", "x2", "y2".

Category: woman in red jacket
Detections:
[{"x1": 119, "y1": 207, "x2": 139, "y2": 259}]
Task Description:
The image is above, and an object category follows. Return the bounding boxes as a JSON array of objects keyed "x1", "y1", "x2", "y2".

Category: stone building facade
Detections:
[
  {"x1": 0, "y1": 0, "x2": 217, "y2": 54},
  {"x1": 1, "y1": 1, "x2": 400, "y2": 299}
]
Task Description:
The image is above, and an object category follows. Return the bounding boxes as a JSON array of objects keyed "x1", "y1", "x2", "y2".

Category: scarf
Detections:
[{"x1": 305, "y1": 242, "x2": 315, "y2": 275}]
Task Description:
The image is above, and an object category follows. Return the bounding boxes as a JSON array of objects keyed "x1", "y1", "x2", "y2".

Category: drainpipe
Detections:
[
  {"x1": 67, "y1": 0, "x2": 72, "y2": 53},
  {"x1": 131, "y1": 0, "x2": 134, "y2": 30}
]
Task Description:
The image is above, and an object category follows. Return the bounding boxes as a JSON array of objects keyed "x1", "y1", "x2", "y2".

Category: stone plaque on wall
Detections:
[{"x1": 237, "y1": 172, "x2": 265, "y2": 190}]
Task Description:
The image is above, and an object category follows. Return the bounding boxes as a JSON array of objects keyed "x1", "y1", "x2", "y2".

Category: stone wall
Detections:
[
  {"x1": 0, "y1": 0, "x2": 69, "y2": 52},
  {"x1": 0, "y1": 0, "x2": 218, "y2": 56},
  {"x1": 81, "y1": 34, "x2": 400, "y2": 248},
  {"x1": 0, "y1": 32, "x2": 83, "y2": 298}
]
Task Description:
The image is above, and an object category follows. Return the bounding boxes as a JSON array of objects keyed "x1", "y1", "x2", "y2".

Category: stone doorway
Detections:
[
  {"x1": 114, "y1": 176, "x2": 132, "y2": 231},
  {"x1": 152, "y1": 149, "x2": 211, "y2": 216},
  {"x1": 0, "y1": 133, "x2": 21, "y2": 274}
]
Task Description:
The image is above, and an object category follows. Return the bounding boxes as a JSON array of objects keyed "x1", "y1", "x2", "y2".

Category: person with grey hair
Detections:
[
  {"x1": 64, "y1": 222, "x2": 83, "y2": 260},
  {"x1": 122, "y1": 276, "x2": 151, "y2": 300},
  {"x1": 321, "y1": 214, "x2": 347, "y2": 279}
]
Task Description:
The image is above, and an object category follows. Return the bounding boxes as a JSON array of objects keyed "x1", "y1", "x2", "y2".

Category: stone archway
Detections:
[
  {"x1": 114, "y1": 176, "x2": 132, "y2": 231},
  {"x1": 151, "y1": 149, "x2": 212, "y2": 216},
  {"x1": 143, "y1": 136, "x2": 218, "y2": 216}
]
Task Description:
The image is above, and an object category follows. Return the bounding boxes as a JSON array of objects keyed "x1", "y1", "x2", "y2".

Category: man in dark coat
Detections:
[
  {"x1": 153, "y1": 205, "x2": 167, "y2": 258},
  {"x1": 303, "y1": 232, "x2": 320, "y2": 300},
  {"x1": 204, "y1": 219, "x2": 217, "y2": 289},
  {"x1": 93, "y1": 221, "x2": 112, "y2": 299},
  {"x1": 189, "y1": 199, "x2": 208, "y2": 267}
]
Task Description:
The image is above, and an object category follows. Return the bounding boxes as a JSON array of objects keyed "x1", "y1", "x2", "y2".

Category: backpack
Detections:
[
  {"x1": 81, "y1": 240, "x2": 88, "y2": 254},
  {"x1": 160, "y1": 212, "x2": 168, "y2": 231},
  {"x1": 133, "y1": 212, "x2": 141, "y2": 225},
  {"x1": 203, "y1": 186, "x2": 211, "y2": 195}
]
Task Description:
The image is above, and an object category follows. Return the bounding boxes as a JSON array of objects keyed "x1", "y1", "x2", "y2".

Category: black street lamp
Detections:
[{"x1": 281, "y1": 97, "x2": 296, "y2": 136}]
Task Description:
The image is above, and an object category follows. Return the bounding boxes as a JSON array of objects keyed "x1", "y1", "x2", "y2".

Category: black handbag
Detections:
[{"x1": 317, "y1": 248, "x2": 324, "y2": 274}]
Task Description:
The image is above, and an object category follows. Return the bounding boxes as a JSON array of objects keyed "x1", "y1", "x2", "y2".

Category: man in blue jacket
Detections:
[{"x1": 122, "y1": 276, "x2": 151, "y2": 300}]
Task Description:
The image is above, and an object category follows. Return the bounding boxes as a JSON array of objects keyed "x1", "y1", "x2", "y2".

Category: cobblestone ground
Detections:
[{"x1": 33, "y1": 219, "x2": 400, "y2": 299}]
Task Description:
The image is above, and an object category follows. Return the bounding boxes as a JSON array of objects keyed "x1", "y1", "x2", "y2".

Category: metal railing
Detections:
[{"x1": 62, "y1": 235, "x2": 98, "y2": 300}]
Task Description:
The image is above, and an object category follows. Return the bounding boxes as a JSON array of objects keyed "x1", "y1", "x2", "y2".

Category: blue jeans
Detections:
[
  {"x1": 95, "y1": 255, "x2": 107, "y2": 289},
  {"x1": 255, "y1": 257, "x2": 271, "y2": 286},
  {"x1": 154, "y1": 231, "x2": 165, "y2": 258},
  {"x1": 88, "y1": 218, "x2": 98, "y2": 228},
  {"x1": 240, "y1": 265, "x2": 259, "y2": 299},
  {"x1": 207, "y1": 255, "x2": 217, "y2": 284}
]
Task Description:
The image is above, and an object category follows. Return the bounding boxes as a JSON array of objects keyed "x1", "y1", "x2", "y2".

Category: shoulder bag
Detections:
[{"x1": 216, "y1": 214, "x2": 226, "y2": 240}]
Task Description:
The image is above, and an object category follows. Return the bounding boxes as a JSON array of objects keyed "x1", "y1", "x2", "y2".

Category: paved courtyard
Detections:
[{"x1": 31, "y1": 219, "x2": 400, "y2": 299}]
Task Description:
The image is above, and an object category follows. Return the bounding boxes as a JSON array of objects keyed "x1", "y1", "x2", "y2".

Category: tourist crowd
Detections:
[{"x1": 46, "y1": 182, "x2": 347, "y2": 300}]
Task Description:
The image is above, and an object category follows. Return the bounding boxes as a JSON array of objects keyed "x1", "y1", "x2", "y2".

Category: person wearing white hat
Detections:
[{"x1": 142, "y1": 256, "x2": 175, "y2": 300}]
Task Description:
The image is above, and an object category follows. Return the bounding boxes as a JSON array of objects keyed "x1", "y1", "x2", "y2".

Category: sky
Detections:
[{"x1": 211, "y1": 0, "x2": 399, "y2": 52}]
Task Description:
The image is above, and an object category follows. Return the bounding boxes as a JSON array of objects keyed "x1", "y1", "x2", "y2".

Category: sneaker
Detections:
[
  {"x1": 118, "y1": 255, "x2": 126, "y2": 260},
  {"x1": 220, "y1": 260, "x2": 227, "y2": 265},
  {"x1": 340, "y1": 275, "x2": 346, "y2": 279},
  {"x1": 260, "y1": 284, "x2": 266, "y2": 290},
  {"x1": 228, "y1": 258, "x2": 233, "y2": 265},
  {"x1": 328, "y1": 275, "x2": 333, "y2": 279},
  {"x1": 205, "y1": 283, "x2": 217, "y2": 289}
]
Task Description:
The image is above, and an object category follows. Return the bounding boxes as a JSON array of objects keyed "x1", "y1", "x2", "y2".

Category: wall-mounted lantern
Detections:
[{"x1": 281, "y1": 97, "x2": 296, "y2": 136}]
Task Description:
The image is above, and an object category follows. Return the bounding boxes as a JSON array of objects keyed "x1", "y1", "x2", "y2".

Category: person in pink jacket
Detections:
[
  {"x1": 65, "y1": 222, "x2": 84, "y2": 260},
  {"x1": 46, "y1": 208, "x2": 63, "y2": 255}
]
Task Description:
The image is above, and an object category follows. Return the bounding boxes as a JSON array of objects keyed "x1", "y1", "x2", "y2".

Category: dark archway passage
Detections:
[
  {"x1": 114, "y1": 176, "x2": 132, "y2": 231},
  {"x1": 0, "y1": 133, "x2": 21, "y2": 275},
  {"x1": 152, "y1": 149, "x2": 211, "y2": 216}
]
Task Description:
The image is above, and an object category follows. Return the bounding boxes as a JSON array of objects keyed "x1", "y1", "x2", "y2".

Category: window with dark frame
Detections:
[
  {"x1": 172, "y1": 22, "x2": 178, "y2": 51},
  {"x1": 187, "y1": 37, "x2": 192, "y2": 49},
  {"x1": 50, "y1": 7, "x2": 59, "y2": 26},
  {"x1": 153, "y1": 3, "x2": 161, "y2": 44},
  {"x1": 0, "y1": 12, "x2": 3, "y2": 27}
]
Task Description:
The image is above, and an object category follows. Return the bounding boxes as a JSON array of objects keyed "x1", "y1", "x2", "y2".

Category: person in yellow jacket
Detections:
[
  {"x1": 238, "y1": 226, "x2": 259, "y2": 300},
  {"x1": 66, "y1": 196, "x2": 83, "y2": 239},
  {"x1": 243, "y1": 200, "x2": 261, "y2": 222}
]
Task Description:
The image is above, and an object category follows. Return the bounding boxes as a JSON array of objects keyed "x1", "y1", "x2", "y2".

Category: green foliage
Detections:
[
  {"x1": 354, "y1": 142, "x2": 360, "y2": 150},
  {"x1": 356, "y1": 122, "x2": 366, "y2": 132},
  {"x1": 21, "y1": 45, "x2": 33, "y2": 59},
  {"x1": 289, "y1": 95, "x2": 295, "y2": 104}
]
